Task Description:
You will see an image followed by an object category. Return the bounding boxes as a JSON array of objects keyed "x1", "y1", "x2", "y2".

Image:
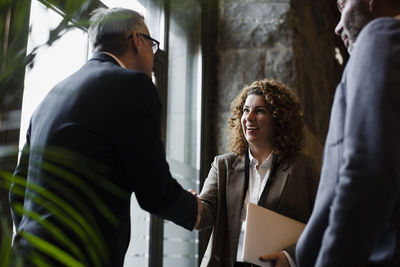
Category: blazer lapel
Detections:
[
  {"x1": 261, "y1": 158, "x2": 290, "y2": 210},
  {"x1": 226, "y1": 155, "x2": 245, "y2": 258}
]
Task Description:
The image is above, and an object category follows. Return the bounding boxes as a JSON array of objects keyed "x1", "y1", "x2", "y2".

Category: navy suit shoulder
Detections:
[{"x1": 296, "y1": 17, "x2": 400, "y2": 267}]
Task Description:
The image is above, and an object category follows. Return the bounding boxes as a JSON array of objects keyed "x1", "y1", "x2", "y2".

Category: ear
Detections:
[
  {"x1": 130, "y1": 31, "x2": 141, "y2": 54},
  {"x1": 367, "y1": 0, "x2": 375, "y2": 13}
]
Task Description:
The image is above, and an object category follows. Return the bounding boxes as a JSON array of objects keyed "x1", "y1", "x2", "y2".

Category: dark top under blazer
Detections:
[{"x1": 9, "y1": 53, "x2": 197, "y2": 267}]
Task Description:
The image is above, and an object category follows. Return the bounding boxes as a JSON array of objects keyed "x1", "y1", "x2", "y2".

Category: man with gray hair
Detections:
[
  {"x1": 9, "y1": 7, "x2": 201, "y2": 267},
  {"x1": 296, "y1": 0, "x2": 400, "y2": 266}
]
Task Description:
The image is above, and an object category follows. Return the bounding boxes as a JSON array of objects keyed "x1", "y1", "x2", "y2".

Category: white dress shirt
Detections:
[
  {"x1": 236, "y1": 149, "x2": 295, "y2": 266},
  {"x1": 101, "y1": 52, "x2": 127, "y2": 68}
]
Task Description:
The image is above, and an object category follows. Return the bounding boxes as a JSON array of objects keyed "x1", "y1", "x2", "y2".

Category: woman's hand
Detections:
[{"x1": 259, "y1": 251, "x2": 290, "y2": 267}]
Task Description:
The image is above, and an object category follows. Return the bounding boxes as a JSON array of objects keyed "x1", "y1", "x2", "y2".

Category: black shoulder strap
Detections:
[
  {"x1": 257, "y1": 156, "x2": 279, "y2": 206},
  {"x1": 241, "y1": 150, "x2": 250, "y2": 206},
  {"x1": 242, "y1": 151, "x2": 280, "y2": 207}
]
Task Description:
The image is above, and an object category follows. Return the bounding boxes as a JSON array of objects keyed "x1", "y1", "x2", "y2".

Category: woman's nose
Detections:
[{"x1": 246, "y1": 110, "x2": 255, "y2": 121}]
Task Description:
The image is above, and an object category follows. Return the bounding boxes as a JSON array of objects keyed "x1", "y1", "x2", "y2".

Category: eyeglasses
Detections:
[{"x1": 128, "y1": 33, "x2": 159, "y2": 54}]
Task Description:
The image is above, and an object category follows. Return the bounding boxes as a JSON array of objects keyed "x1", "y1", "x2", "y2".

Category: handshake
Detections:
[
  {"x1": 188, "y1": 189, "x2": 202, "y2": 229},
  {"x1": 187, "y1": 188, "x2": 291, "y2": 266}
]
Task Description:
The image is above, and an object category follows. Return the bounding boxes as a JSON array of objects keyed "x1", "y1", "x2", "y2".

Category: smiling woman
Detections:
[
  {"x1": 194, "y1": 79, "x2": 319, "y2": 267},
  {"x1": 229, "y1": 79, "x2": 304, "y2": 161},
  {"x1": 240, "y1": 94, "x2": 275, "y2": 161}
]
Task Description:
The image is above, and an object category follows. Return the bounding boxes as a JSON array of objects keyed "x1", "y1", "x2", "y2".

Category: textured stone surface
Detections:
[
  {"x1": 215, "y1": 111, "x2": 231, "y2": 153},
  {"x1": 264, "y1": 42, "x2": 295, "y2": 87},
  {"x1": 213, "y1": 0, "x2": 345, "y2": 163},
  {"x1": 217, "y1": 49, "x2": 266, "y2": 111},
  {"x1": 220, "y1": 2, "x2": 291, "y2": 49},
  {"x1": 291, "y1": 0, "x2": 346, "y2": 163},
  {"x1": 215, "y1": 0, "x2": 296, "y2": 154}
]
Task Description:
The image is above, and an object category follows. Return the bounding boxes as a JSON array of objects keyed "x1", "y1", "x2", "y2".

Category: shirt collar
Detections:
[
  {"x1": 248, "y1": 149, "x2": 273, "y2": 168},
  {"x1": 101, "y1": 52, "x2": 127, "y2": 68}
]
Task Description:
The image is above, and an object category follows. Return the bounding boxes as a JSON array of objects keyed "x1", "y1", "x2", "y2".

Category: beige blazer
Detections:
[{"x1": 198, "y1": 152, "x2": 319, "y2": 267}]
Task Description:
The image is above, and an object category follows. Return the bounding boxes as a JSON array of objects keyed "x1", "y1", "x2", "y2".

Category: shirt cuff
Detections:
[{"x1": 283, "y1": 250, "x2": 296, "y2": 267}]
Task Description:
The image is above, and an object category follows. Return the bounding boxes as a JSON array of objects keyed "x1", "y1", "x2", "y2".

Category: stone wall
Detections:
[{"x1": 212, "y1": 0, "x2": 347, "y2": 169}]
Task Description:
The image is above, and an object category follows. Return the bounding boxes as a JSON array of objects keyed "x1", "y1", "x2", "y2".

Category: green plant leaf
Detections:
[
  {"x1": 20, "y1": 231, "x2": 86, "y2": 267},
  {"x1": 12, "y1": 203, "x2": 88, "y2": 265},
  {"x1": 2, "y1": 171, "x2": 109, "y2": 266},
  {"x1": 0, "y1": 218, "x2": 12, "y2": 267}
]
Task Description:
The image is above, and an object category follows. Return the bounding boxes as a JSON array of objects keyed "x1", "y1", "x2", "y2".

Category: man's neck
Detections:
[{"x1": 101, "y1": 52, "x2": 127, "y2": 68}]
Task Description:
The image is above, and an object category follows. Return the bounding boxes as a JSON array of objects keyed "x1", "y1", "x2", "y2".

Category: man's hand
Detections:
[
  {"x1": 188, "y1": 189, "x2": 202, "y2": 229},
  {"x1": 259, "y1": 251, "x2": 290, "y2": 267}
]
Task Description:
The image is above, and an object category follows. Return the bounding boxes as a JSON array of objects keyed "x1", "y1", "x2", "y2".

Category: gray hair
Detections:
[{"x1": 88, "y1": 7, "x2": 147, "y2": 55}]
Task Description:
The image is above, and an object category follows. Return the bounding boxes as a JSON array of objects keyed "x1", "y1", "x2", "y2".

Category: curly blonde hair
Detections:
[{"x1": 228, "y1": 79, "x2": 304, "y2": 160}]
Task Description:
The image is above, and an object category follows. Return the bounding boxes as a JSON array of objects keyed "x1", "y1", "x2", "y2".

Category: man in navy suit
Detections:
[
  {"x1": 296, "y1": 0, "x2": 400, "y2": 266},
  {"x1": 9, "y1": 7, "x2": 201, "y2": 267}
]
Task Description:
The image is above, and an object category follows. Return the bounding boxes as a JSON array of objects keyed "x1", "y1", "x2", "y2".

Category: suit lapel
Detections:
[
  {"x1": 260, "y1": 158, "x2": 290, "y2": 210},
  {"x1": 225, "y1": 155, "x2": 292, "y2": 255},
  {"x1": 226, "y1": 156, "x2": 245, "y2": 258}
]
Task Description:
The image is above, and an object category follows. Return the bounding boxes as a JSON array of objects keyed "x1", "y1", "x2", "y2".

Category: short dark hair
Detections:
[{"x1": 88, "y1": 7, "x2": 146, "y2": 55}]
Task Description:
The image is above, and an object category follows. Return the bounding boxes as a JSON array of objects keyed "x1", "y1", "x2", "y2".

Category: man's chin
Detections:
[{"x1": 347, "y1": 41, "x2": 355, "y2": 54}]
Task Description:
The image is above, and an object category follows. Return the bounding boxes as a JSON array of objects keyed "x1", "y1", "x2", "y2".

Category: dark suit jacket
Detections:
[
  {"x1": 9, "y1": 53, "x2": 197, "y2": 267},
  {"x1": 197, "y1": 152, "x2": 319, "y2": 267},
  {"x1": 296, "y1": 17, "x2": 400, "y2": 267}
]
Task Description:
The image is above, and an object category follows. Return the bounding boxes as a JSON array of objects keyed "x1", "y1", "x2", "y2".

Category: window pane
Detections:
[
  {"x1": 124, "y1": 196, "x2": 150, "y2": 267},
  {"x1": 20, "y1": 0, "x2": 89, "y2": 150},
  {"x1": 101, "y1": 0, "x2": 146, "y2": 16},
  {"x1": 138, "y1": 0, "x2": 165, "y2": 50},
  {"x1": 164, "y1": 1, "x2": 202, "y2": 266}
]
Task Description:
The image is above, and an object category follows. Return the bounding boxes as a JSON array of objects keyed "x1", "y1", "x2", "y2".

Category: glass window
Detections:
[
  {"x1": 164, "y1": 1, "x2": 202, "y2": 266},
  {"x1": 138, "y1": 0, "x2": 165, "y2": 50},
  {"x1": 20, "y1": 0, "x2": 90, "y2": 150}
]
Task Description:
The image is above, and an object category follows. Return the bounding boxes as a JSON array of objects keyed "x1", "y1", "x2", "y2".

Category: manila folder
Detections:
[{"x1": 242, "y1": 203, "x2": 305, "y2": 267}]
